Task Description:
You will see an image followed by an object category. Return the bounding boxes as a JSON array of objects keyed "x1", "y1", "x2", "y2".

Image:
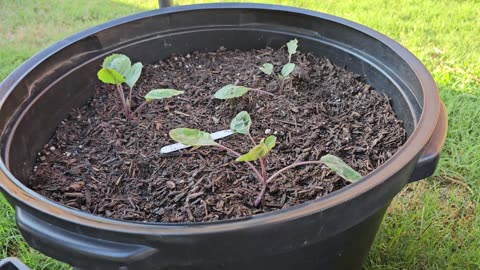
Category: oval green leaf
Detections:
[
  {"x1": 320, "y1": 154, "x2": 362, "y2": 183},
  {"x1": 236, "y1": 135, "x2": 277, "y2": 162},
  {"x1": 97, "y1": 68, "x2": 125, "y2": 85},
  {"x1": 214, "y1": 84, "x2": 249, "y2": 99},
  {"x1": 103, "y1": 54, "x2": 131, "y2": 77},
  {"x1": 287, "y1": 39, "x2": 298, "y2": 57},
  {"x1": 169, "y1": 128, "x2": 217, "y2": 146},
  {"x1": 259, "y1": 63, "x2": 274, "y2": 75},
  {"x1": 145, "y1": 89, "x2": 184, "y2": 102},
  {"x1": 281, "y1": 63, "x2": 295, "y2": 77},
  {"x1": 125, "y1": 62, "x2": 143, "y2": 88},
  {"x1": 230, "y1": 111, "x2": 251, "y2": 135},
  {"x1": 264, "y1": 135, "x2": 276, "y2": 150}
]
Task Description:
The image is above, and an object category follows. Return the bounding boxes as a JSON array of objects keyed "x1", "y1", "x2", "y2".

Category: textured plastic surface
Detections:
[
  {"x1": 409, "y1": 102, "x2": 447, "y2": 182},
  {"x1": 0, "y1": 258, "x2": 30, "y2": 270},
  {"x1": 0, "y1": 3, "x2": 447, "y2": 270}
]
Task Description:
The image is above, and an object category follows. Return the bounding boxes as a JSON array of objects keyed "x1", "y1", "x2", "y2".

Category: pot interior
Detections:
[{"x1": 0, "y1": 7, "x2": 422, "y2": 184}]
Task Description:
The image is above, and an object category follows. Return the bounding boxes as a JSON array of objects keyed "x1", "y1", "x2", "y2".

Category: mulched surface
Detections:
[{"x1": 28, "y1": 46, "x2": 406, "y2": 223}]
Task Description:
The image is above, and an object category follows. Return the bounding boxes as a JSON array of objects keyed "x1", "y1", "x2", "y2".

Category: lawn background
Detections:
[{"x1": 0, "y1": 0, "x2": 479, "y2": 269}]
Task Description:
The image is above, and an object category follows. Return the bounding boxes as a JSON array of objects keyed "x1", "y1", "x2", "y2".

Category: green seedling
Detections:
[
  {"x1": 213, "y1": 84, "x2": 274, "y2": 100},
  {"x1": 259, "y1": 63, "x2": 274, "y2": 75},
  {"x1": 169, "y1": 111, "x2": 362, "y2": 207},
  {"x1": 279, "y1": 63, "x2": 295, "y2": 79},
  {"x1": 320, "y1": 154, "x2": 363, "y2": 181},
  {"x1": 259, "y1": 39, "x2": 298, "y2": 80},
  {"x1": 286, "y1": 38, "x2": 298, "y2": 62},
  {"x1": 97, "y1": 54, "x2": 184, "y2": 119},
  {"x1": 213, "y1": 39, "x2": 299, "y2": 100}
]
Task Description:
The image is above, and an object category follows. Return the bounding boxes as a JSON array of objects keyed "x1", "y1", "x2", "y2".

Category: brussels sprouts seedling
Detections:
[
  {"x1": 279, "y1": 63, "x2": 295, "y2": 79},
  {"x1": 286, "y1": 38, "x2": 298, "y2": 62},
  {"x1": 97, "y1": 54, "x2": 184, "y2": 119},
  {"x1": 259, "y1": 63, "x2": 274, "y2": 75},
  {"x1": 259, "y1": 39, "x2": 298, "y2": 80},
  {"x1": 169, "y1": 111, "x2": 361, "y2": 206},
  {"x1": 213, "y1": 84, "x2": 274, "y2": 100}
]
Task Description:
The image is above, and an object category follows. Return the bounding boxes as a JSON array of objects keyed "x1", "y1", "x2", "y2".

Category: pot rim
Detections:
[{"x1": 0, "y1": 3, "x2": 439, "y2": 234}]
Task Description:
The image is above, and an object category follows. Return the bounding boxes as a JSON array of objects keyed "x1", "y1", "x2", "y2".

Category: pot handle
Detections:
[
  {"x1": 15, "y1": 207, "x2": 157, "y2": 268},
  {"x1": 408, "y1": 102, "x2": 447, "y2": 183}
]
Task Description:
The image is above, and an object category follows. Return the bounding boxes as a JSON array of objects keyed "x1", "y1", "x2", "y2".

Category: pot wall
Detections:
[
  {"x1": 0, "y1": 4, "x2": 446, "y2": 270},
  {"x1": 2, "y1": 7, "x2": 423, "y2": 181}
]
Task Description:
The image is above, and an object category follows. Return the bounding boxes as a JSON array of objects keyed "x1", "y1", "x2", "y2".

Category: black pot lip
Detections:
[{"x1": 0, "y1": 3, "x2": 440, "y2": 234}]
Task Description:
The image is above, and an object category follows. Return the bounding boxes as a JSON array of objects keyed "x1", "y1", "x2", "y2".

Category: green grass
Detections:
[{"x1": 0, "y1": 0, "x2": 478, "y2": 269}]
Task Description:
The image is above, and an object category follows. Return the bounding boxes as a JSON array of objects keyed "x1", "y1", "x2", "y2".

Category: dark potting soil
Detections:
[{"x1": 29, "y1": 46, "x2": 406, "y2": 223}]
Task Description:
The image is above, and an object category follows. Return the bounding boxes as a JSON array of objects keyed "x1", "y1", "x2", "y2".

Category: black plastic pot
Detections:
[
  {"x1": 0, "y1": 258, "x2": 29, "y2": 270},
  {"x1": 0, "y1": 3, "x2": 446, "y2": 270}
]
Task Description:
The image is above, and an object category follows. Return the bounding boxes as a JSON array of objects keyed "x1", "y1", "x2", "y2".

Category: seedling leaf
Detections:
[
  {"x1": 169, "y1": 128, "x2": 217, "y2": 146},
  {"x1": 320, "y1": 154, "x2": 362, "y2": 183},
  {"x1": 103, "y1": 54, "x2": 131, "y2": 77},
  {"x1": 125, "y1": 62, "x2": 143, "y2": 88},
  {"x1": 264, "y1": 135, "x2": 276, "y2": 150},
  {"x1": 259, "y1": 63, "x2": 274, "y2": 75},
  {"x1": 236, "y1": 135, "x2": 277, "y2": 162},
  {"x1": 97, "y1": 68, "x2": 126, "y2": 85},
  {"x1": 230, "y1": 111, "x2": 251, "y2": 135},
  {"x1": 287, "y1": 39, "x2": 298, "y2": 58},
  {"x1": 214, "y1": 84, "x2": 249, "y2": 99},
  {"x1": 145, "y1": 89, "x2": 184, "y2": 102},
  {"x1": 281, "y1": 63, "x2": 295, "y2": 77}
]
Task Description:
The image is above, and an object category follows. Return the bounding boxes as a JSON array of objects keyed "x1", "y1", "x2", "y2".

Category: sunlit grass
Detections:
[{"x1": 0, "y1": 0, "x2": 478, "y2": 269}]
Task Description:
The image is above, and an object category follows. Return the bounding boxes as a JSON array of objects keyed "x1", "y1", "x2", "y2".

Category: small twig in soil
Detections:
[
  {"x1": 174, "y1": 110, "x2": 191, "y2": 117},
  {"x1": 249, "y1": 88, "x2": 275, "y2": 96},
  {"x1": 277, "y1": 119, "x2": 299, "y2": 126}
]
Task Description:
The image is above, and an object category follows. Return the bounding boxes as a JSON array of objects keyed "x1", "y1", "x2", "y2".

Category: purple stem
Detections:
[
  {"x1": 247, "y1": 133, "x2": 256, "y2": 145},
  {"x1": 215, "y1": 144, "x2": 265, "y2": 184},
  {"x1": 259, "y1": 158, "x2": 267, "y2": 179},
  {"x1": 266, "y1": 161, "x2": 324, "y2": 184},
  {"x1": 249, "y1": 88, "x2": 274, "y2": 96},
  {"x1": 128, "y1": 86, "x2": 133, "y2": 110},
  {"x1": 133, "y1": 101, "x2": 148, "y2": 115},
  {"x1": 254, "y1": 184, "x2": 267, "y2": 207},
  {"x1": 116, "y1": 85, "x2": 131, "y2": 118}
]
